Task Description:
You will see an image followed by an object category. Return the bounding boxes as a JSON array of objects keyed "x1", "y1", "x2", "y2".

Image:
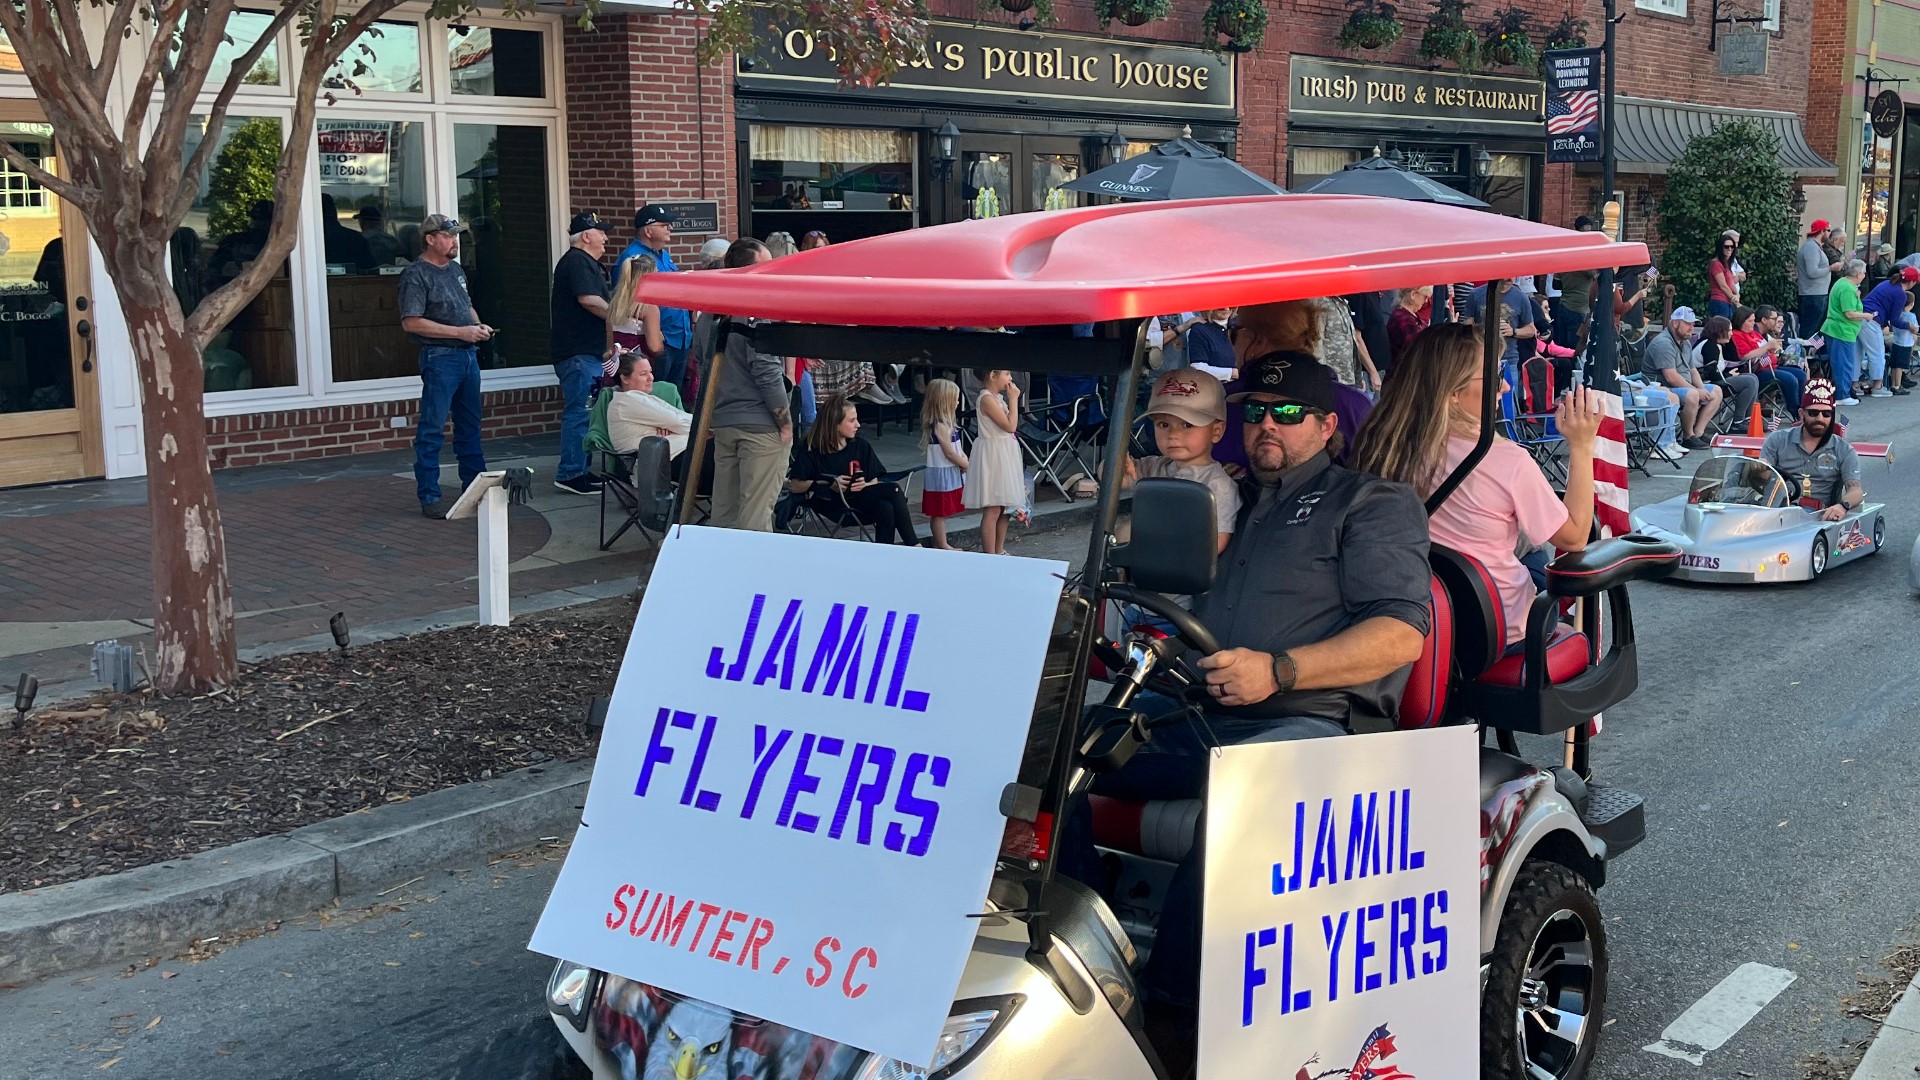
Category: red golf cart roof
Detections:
[{"x1": 641, "y1": 195, "x2": 1647, "y2": 326}]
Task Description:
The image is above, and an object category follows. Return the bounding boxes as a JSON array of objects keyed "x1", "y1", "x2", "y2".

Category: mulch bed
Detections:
[{"x1": 1, "y1": 596, "x2": 637, "y2": 895}]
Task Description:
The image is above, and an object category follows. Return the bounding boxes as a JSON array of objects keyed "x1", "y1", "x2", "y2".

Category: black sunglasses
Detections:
[
  {"x1": 1804, "y1": 408, "x2": 1835, "y2": 418},
  {"x1": 1242, "y1": 401, "x2": 1326, "y2": 426}
]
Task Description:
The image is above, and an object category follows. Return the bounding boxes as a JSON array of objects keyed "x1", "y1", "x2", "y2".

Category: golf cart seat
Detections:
[{"x1": 1447, "y1": 535, "x2": 1680, "y2": 735}]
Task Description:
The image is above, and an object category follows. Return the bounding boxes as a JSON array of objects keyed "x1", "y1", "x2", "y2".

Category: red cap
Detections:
[
  {"x1": 1809, "y1": 219, "x2": 1832, "y2": 235},
  {"x1": 1902, "y1": 266, "x2": 1920, "y2": 284}
]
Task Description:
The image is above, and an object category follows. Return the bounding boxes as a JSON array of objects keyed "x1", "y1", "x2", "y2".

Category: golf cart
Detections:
[{"x1": 541, "y1": 196, "x2": 1680, "y2": 1079}]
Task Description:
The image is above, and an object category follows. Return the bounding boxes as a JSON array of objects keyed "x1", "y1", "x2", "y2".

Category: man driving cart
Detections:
[{"x1": 1760, "y1": 377, "x2": 1865, "y2": 519}]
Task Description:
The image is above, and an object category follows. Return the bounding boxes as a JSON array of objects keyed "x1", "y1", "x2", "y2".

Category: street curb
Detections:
[
  {"x1": 0, "y1": 760, "x2": 591, "y2": 985},
  {"x1": 1853, "y1": 971, "x2": 1920, "y2": 1078}
]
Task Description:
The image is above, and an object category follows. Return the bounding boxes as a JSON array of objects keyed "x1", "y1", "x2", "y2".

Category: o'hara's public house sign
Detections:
[
  {"x1": 1289, "y1": 56, "x2": 1545, "y2": 132},
  {"x1": 738, "y1": 17, "x2": 1235, "y2": 117}
]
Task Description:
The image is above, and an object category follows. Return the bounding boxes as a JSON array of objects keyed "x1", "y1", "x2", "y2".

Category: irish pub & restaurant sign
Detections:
[{"x1": 1289, "y1": 56, "x2": 1545, "y2": 133}]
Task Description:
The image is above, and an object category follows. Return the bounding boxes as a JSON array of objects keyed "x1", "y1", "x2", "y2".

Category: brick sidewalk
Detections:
[{"x1": 0, "y1": 428, "x2": 1092, "y2": 695}]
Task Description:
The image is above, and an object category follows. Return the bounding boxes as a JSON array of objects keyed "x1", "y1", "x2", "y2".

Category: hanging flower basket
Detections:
[
  {"x1": 1418, "y1": 0, "x2": 1479, "y2": 71},
  {"x1": 977, "y1": 0, "x2": 1054, "y2": 22},
  {"x1": 1203, "y1": 0, "x2": 1268, "y2": 51},
  {"x1": 1482, "y1": 6, "x2": 1537, "y2": 69},
  {"x1": 1338, "y1": 7, "x2": 1404, "y2": 50},
  {"x1": 1097, "y1": 0, "x2": 1172, "y2": 27},
  {"x1": 999, "y1": 0, "x2": 1035, "y2": 11}
]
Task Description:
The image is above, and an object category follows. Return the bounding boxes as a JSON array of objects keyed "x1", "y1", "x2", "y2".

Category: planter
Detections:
[
  {"x1": 1203, "y1": 0, "x2": 1268, "y2": 50},
  {"x1": 1122, "y1": 8, "x2": 1153, "y2": 24},
  {"x1": 1097, "y1": 0, "x2": 1172, "y2": 26},
  {"x1": 1339, "y1": 13, "x2": 1403, "y2": 49},
  {"x1": 1000, "y1": 0, "x2": 1035, "y2": 11}
]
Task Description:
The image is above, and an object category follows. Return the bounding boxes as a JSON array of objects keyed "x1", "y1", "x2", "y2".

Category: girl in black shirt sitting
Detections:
[{"x1": 788, "y1": 394, "x2": 921, "y2": 545}]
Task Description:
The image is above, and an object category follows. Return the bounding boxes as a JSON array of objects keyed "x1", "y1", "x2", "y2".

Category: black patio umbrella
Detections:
[
  {"x1": 1302, "y1": 154, "x2": 1490, "y2": 208},
  {"x1": 1062, "y1": 136, "x2": 1285, "y2": 202}
]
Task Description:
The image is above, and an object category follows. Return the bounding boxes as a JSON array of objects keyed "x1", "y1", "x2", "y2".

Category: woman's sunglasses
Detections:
[{"x1": 1242, "y1": 401, "x2": 1326, "y2": 425}]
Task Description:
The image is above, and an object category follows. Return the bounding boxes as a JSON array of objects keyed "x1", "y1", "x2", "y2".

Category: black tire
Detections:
[
  {"x1": 1481, "y1": 860, "x2": 1608, "y2": 1080},
  {"x1": 1811, "y1": 533, "x2": 1829, "y2": 578},
  {"x1": 1872, "y1": 516, "x2": 1886, "y2": 555}
]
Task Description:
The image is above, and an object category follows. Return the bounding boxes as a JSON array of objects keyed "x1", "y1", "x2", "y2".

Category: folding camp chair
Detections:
[
  {"x1": 1497, "y1": 388, "x2": 1568, "y2": 485},
  {"x1": 776, "y1": 467, "x2": 923, "y2": 542},
  {"x1": 588, "y1": 383, "x2": 695, "y2": 550},
  {"x1": 1017, "y1": 395, "x2": 1094, "y2": 502}
]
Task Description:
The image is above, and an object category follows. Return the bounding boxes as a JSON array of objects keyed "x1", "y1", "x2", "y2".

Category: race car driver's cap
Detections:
[
  {"x1": 1145, "y1": 368, "x2": 1227, "y2": 427},
  {"x1": 1804, "y1": 378, "x2": 1837, "y2": 407},
  {"x1": 1227, "y1": 350, "x2": 1337, "y2": 414}
]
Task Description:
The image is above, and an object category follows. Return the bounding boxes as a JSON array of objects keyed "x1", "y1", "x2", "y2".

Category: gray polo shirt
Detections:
[
  {"x1": 1641, "y1": 327, "x2": 1695, "y2": 383},
  {"x1": 1194, "y1": 453, "x2": 1431, "y2": 726},
  {"x1": 1798, "y1": 238, "x2": 1833, "y2": 297},
  {"x1": 396, "y1": 258, "x2": 476, "y2": 347},
  {"x1": 1761, "y1": 426, "x2": 1860, "y2": 506}
]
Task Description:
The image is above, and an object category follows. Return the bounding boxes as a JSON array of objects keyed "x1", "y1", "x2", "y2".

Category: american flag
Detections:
[
  {"x1": 1593, "y1": 389, "x2": 1631, "y2": 538},
  {"x1": 1547, "y1": 90, "x2": 1600, "y2": 135}
]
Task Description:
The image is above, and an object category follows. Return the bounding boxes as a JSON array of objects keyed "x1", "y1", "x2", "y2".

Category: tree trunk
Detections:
[{"x1": 122, "y1": 292, "x2": 238, "y2": 692}]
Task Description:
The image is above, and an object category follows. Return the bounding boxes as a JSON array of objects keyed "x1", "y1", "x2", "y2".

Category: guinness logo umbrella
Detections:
[
  {"x1": 1062, "y1": 135, "x2": 1286, "y2": 202},
  {"x1": 1301, "y1": 154, "x2": 1491, "y2": 207}
]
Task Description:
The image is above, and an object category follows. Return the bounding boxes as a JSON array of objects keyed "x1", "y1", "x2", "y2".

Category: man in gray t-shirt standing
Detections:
[
  {"x1": 1797, "y1": 221, "x2": 1846, "y2": 340},
  {"x1": 398, "y1": 213, "x2": 496, "y2": 518}
]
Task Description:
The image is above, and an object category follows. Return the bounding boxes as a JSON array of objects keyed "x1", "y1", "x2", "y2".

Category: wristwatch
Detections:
[{"x1": 1271, "y1": 651, "x2": 1298, "y2": 695}]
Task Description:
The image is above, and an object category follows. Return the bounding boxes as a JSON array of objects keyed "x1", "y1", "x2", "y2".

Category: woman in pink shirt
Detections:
[{"x1": 1351, "y1": 323, "x2": 1602, "y2": 647}]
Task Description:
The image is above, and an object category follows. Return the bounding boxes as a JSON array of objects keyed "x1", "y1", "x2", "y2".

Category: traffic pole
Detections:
[{"x1": 1588, "y1": 0, "x2": 1621, "y2": 395}]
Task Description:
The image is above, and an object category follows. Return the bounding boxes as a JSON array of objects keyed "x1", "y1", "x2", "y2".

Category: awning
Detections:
[{"x1": 1612, "y1": 96, "x2": 1836, "y2": 176}]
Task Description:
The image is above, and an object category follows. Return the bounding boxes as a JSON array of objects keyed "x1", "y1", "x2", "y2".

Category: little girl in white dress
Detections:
[{"x1": 963, "y1": 369, "x2": 1026, "y2": 554}]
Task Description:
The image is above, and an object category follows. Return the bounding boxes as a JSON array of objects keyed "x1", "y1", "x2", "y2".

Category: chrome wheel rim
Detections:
[
  {"x1": 1515, "y1": 908, "x2": 1596, "y2": 1079},
  {"x1": 1874, "y1": 519, "x2": 1886, "y2": 550},
  {"x1": 1812, "y1": 538, "x2": 1828, "y2": 575}
]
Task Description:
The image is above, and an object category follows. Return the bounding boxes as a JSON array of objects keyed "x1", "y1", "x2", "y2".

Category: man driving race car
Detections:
[
  {"x1": 1065, "y1": 352, "x2": 1431, "y2": 1050},
  {"x1": 1759, "y1": 377, "x2": 1865, "y2": 520}
]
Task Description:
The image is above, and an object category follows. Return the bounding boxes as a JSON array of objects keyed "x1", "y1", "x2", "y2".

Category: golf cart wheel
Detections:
[
  {"x1": 1481, "y1": 860, "x2": 1608, "y2": 1080},
  {"x1": 1810, "y1": 534, "x2": 1829, "y2": 578},
  {"x1": 1872, "y1": 516, "x2": 1886, "y2": 554}
]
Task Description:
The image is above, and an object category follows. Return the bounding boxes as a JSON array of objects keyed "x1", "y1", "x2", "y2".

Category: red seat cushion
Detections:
[
  {"x1": 1088, "y1": 795, "x2": 1199, "y2": 861},
  {"x1": 1398, "y1": 581, "x2": 1451, "y2": 730},
  {"x1": 1477, "y1": 626, "x2": 1591, "y2": 688}
]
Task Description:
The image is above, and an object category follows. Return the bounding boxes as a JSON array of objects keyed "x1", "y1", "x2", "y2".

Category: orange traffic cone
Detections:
[{"x1": 1744, "y1": 402, "x2": 1764, "y2": 458}]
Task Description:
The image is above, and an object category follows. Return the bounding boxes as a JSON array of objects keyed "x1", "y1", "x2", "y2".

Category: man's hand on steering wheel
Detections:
[{"x1": 1196, "y1": 648, "x2": 1278, "y2": 708}]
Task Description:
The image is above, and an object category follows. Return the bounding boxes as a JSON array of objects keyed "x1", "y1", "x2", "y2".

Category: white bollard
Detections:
[{"x1": 448, "y1": 471, "x2": 513, "y2": 626}]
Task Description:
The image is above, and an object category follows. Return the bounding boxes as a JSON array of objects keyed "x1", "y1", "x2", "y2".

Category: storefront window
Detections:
[
  {"x1": 448, "y1": 26, "x2": 545, "y2": 98},
  {"x1": 454, "y1": 123, "x2": 551, "y2": 370},
  {"x1": 964, "y1": 151, "x2": 1011, "y2": 219},
  {"x1": 1859, "y1": 122, "x2": 1895, "y2": 249},
  {"x1": 1289, "y1": 147, "x2": 1360, "y2": 189},
  {"x1": 1483, "y1": 152, "x2": 1532, "y2": 220},
  {"x1": 0, "y1": 123, "x2": 71, "y2": 416},
  {"x1": 320, "y1": 118, "x2": 426, "y2": 383},
  {"x1": 177, "y1": 114, "x2": 299, "y2": 392},
  {"x1": 215, "y1": 10, "x2": 281, "y2": 87},
  {"x1": 325, "y1": 20, "x2": 422, "y2": 94},
  {"x1": 749, "y1": 124, "x2": 915, "y2": 232},
  {"x1": 1033, "y1": 154, "x2": 1081, "y2": 212}
]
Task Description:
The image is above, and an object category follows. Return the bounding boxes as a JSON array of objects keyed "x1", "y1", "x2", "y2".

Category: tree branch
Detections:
[
  {"x1": 166, "y1": 0, "x2": 315, "y2": 230},
  {"x1": 0, "y1": 138, "x2": 90, "y2": 208},
  {"x1": 94, "y1": 0, "x2": 142, "y2": 103},
  {"x1": 123, "y1": 0, "x2": 187, "y2": 151},
  {"x1": 46, "y1": 0, "x2": 94, "y2": 76}
]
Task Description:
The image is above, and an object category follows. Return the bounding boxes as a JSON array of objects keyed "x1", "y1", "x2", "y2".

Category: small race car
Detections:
[{"x1": 1629, "y1": 436, "x2": 1892, "y2": 583}]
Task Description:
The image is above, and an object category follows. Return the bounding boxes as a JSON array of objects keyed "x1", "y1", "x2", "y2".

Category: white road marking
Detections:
[{"x1": 1642, "y1": 962, "x2": 1798, "y2": 1065}]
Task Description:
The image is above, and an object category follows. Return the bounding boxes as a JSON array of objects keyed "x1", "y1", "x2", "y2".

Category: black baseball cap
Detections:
[
  {"x1": 1226, "y1": 350, "x2": 1338, "y2": 414},
  {"x1": 634, "y1": 204, "x2": 675, "y2": 229},
  {"x1": 568, "y1": 211, "x2": 606, "y2": 236}
]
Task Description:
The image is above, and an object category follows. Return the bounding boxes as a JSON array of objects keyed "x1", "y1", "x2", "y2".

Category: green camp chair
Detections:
[{"x1": 589, "y1": 382, "x2": 694, "y2": 550}]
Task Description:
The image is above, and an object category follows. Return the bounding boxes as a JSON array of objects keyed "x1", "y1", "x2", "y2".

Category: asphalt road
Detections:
[{"x1": 5, "y1": 412, "x2": 1920, "y2": 1079}]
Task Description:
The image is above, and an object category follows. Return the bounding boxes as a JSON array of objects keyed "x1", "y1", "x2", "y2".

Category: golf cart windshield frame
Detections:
[{"x1": 664, "y1": 198, "x2": 1647, "y2": 888}]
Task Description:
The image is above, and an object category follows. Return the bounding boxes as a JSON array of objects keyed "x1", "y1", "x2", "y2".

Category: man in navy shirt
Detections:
[
  {"x1": 1185, "y1": 308, "x2": 1236, "y2": 375},
  {"x1": 1462, "y1": 278, "x2": 1542, "y2": 367},
  {"x1": 617, "y1": 204, "x2": 692, "y2": 392},
  {"x1": 550, "y1": 212, "x2": 611, "y2": 496}
]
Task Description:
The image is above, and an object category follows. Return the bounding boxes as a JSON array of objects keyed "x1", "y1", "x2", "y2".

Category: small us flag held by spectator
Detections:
[{"x1": 1547, "y1": 90, "x2": 1600, "y2": 134}]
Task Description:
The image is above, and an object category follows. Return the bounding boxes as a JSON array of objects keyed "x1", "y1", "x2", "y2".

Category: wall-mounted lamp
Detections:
[
  {"x1": 933, "y1": 120, "x2": 960, "y2": 181},
  {"x1": 1636, "y1": 189, "x2": 1655, "y2": 219},
  {"x1": 1791, "y1": 187, "x2": 1808, "y2": 215},
  {"x1": 1472, "y1": 147, "x2": 1492, "y2": 178},
  {"x1": 1106, "y1": 129, "x2": 1128, "y2": 165}
]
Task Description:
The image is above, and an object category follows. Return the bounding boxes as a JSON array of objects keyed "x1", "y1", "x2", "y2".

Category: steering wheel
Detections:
[{"x1": 1102, "y1": 584, "x2": 1224, "y2": 702}]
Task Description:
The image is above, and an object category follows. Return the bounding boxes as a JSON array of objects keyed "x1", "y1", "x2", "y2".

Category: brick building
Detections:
[
  {"x1": 1805, "y1": 0, "x2": 1920, "y2": 259},
  {"x1": 0, "y1": 0, "x2": 1830, "y2": 489}
]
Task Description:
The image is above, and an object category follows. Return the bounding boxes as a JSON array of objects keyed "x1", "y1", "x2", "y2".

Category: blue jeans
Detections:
[
  {"x1": 1706, "y1": 299, "x2": 1737, "y2": 320},
  {"x1": 1760, "y1": 366, "x2": 1805, "y2": 412},
  {"x1": 555, "y1": 354, "x2": 599, "y2": 482},
  {"x1": 414, "y1": 345, "x2": 485, "y2": 505},
  {"x1": 655, "y1": 343, "x2": 689, "y2": 393},
  {"x1": 1798, "y1": 295, "x2": 1828, "y2": 340},
  {"x1": 1827, "y1": 337, "x2": 1859, "y2": 400},
  {"x1": 797, "y1": 368, "x2": 817, "y2": 425}
]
